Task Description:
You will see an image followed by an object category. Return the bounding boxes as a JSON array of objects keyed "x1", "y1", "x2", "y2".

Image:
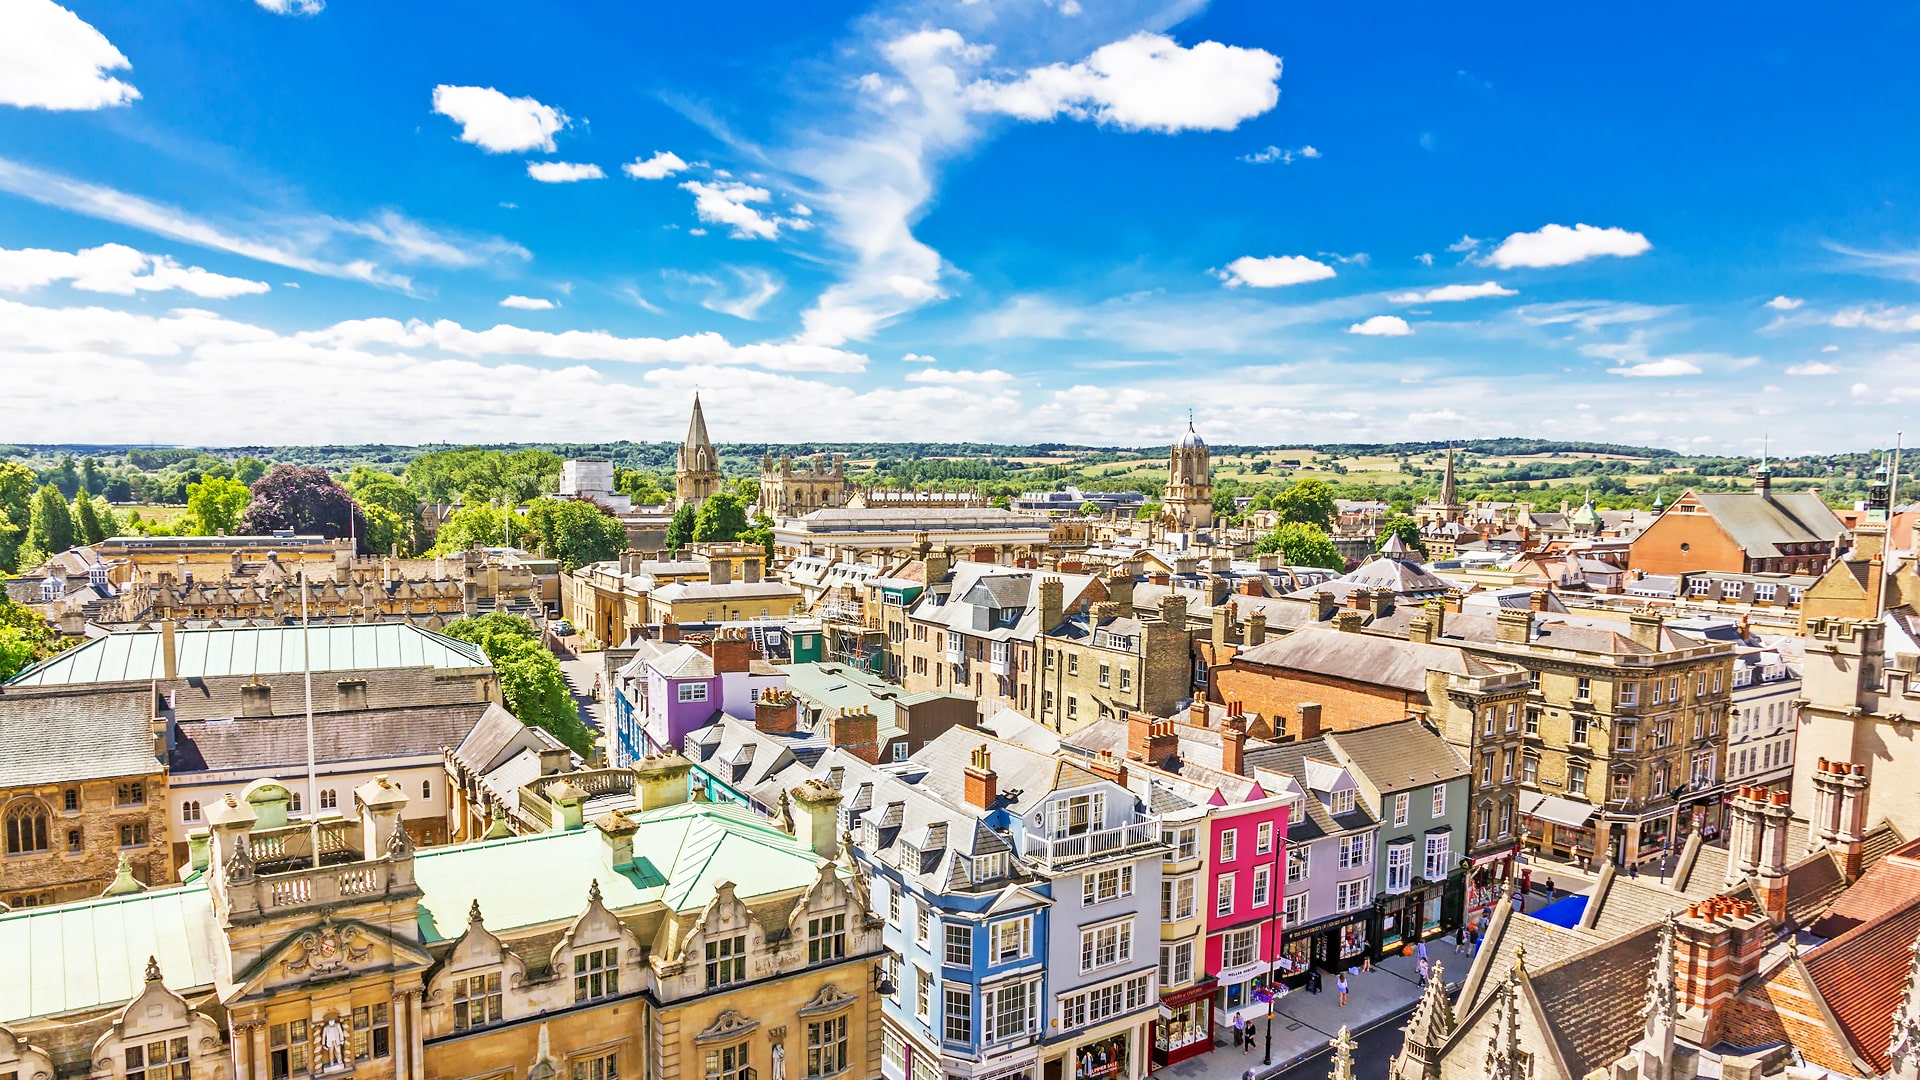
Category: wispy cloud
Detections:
[
  {"x1": 1390, "y1": 281, "x2": 1515, "y2": 304},
  {"x1": 526, "y1": 161, "x2": 605, "y2": 183},
  {"x1": 1213, "y1": 255, "x2": 1335, "y2": 289},
  {"x1": 499, "y1": 294, "x2": 554, "y2": 310},
  {"x1": 0, "y1": 157, "x2": 526, "y2": 290},
  {"x1": 1240, "y1": 144, "x2": 1320, "y2": 165}
]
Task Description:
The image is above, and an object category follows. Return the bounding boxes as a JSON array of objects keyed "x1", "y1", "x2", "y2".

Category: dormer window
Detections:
[
  {"x1": 1328, "y1": 788, "x2": 1355, "y2": 815},
  {"x1": 973, "y1": 852, "x2": 1007, "y2": 882},
  {"x1": 39, "y1": 577, "x2": 61, "y2": 602}
]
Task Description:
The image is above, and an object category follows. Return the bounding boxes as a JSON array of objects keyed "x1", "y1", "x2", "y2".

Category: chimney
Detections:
[
  {"x1": 924, "y1": 549, "x2": 951, "y2": 582},
  {"x1": 1127, "y1": 711, "x2": 1153, "y2": 761},
  {"x1": 1157, "y1": 592, "x2": 1188, "y2": 628},
  {"x1": 1298, "y1": 702, "x2": 1324, "y2": 740},
  {"x1": 1313, "y1": 591, "x2": 1336, "y2": 622},
  {"x1": 964, "y1": 743, "x2": 998, "y2": 809},
  {"x1": 1628, "y1": 611, "x2": 1664, "y2": 651},
  {"x1": 1145, "y1": 718, "x2": 1179, "y2": 768},
  {"x1": 538, "y1": 744, "x2": 573, "y2": 776},
  {"x1": 1211, "y1": 604, "x2": 1231, "y2": 650},
  {"x1": 660, "y1": 617, "x2": 682, "y2": 643},
  {"x1": 544, "y1": 779, "x2": 588, "y2": 831},
  {"x1": 788, "y1": 778, "x2": 844, "y2": 859},
  {"x1": 1256, "y1": 553, "x2": 1281, "y2": 571},
  {"x1": 707, "y1": 558, "x2": 732, "y2": 585},
  {"x1": 1149, "y1": 571, "x2": 1170, "y2": 586},
  {"x1": 240, "y1": 681, "x2": 273, "y2": 718},
  {"x1": 743, "y1": 556, "x2": 762, "y2": 584},
  {"x1": 1240, "y1": 579, "x2": 1264, "y2": 597},
  {"x1": 633, "y1": 753, "x2": 694, "y2": 811},
  {"x1": 161, "y1": 619, "x2": 178, "y2": 680},
  {"x1": 1333, "y1": 611, "x2": 1365, "y2": 633},
  {"x1": 1086, "y1": 749, "x2": 1128, "y2": 786},
  {"x1": 1107, "y1": 570, "x2": 1136, "y2": 611},
  {"x1": 827, "y1": 707, "x2": 881, "y2": 763},
  {"x1": 1408, "y1": 615, "x2": 1435, "y2": 645},
  {"x1": 1529, "y1": 590, "x2": 1549, "y2": 613},
  {"x1": 706, "y1": 629, "x2": 754, "y2": 674},
  {"x1": 1190, "y1": 698, "x2": 1210, "y2": 727},
  {"x1": 1724, "y1": 789, "x2": 1758, "y2": 888},
  {"x1": 1836, "y1": 762, "x2": 1871, "y2": 880},
  {"x1": 755, "y1": 688, "x2": 799, "y2": 734},
  {"x1": 1425, "y1": 599, "x2": 1447, "y2": 639},
  {"x1": 597, "y1": 810, "x2": 640, "y2": 870},
  {"x1": 1673, "y1": 897, "x2": 1770, "y2": 1047},
  {"x1": 1246, "y1": 611, "x2": 1267, "y2": 647},
  {"x1": 1038, "y1": 577, "x2": 1064, "y2": 638},
  {"x1": 1495, "y1": 608, "x2": 1532, "y2": 644},
  {"x1": 621, "y1": 550, "x2": 644, "y2": 575},
  {"x1": 1754, "y1": 790, "x2": 1792, "y2": 925},
  {"x1": 1222, "y1": 715, "x2": 1248, "y2": 775},
  {"x1": 1350, "y1": 589, "x2": 1369, "y2": 611}
]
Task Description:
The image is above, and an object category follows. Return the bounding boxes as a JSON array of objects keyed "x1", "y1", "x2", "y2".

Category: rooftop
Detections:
[{"x1": 5, "y1": 623, "x2": 488, "y2": 687}]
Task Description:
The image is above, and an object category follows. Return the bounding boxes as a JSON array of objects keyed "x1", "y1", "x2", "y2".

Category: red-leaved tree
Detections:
[{"x1": 241, "y1": 465, "x2": 367, "y2": 547}]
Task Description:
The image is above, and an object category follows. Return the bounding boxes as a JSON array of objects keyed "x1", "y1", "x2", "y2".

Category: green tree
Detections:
[
  {"x1": 665, "y1": 504, "x2": 695, "y2": 552},
  {"x1": 443, "y1": 613, "x2": 594, "y2": 756},
  {"x1": 692, "y1": 490, "x2": 749, "y2": 543},
  {"x1": 186, "y1": 476, "x2": 252, "y2": 536},
  {"x1": 1255, "y1": 522, "x2": 1345, "y2": 570},
  {"x1": 233, "y1": 456, "x2": 268, "y2": 485},
  {"x1": 523, "y1": 498, "x2": 628, "y2": 572},
  {"x1": 24, "y1": 484, "x2": 75, "y2": 556},
  {"x1": 72, "y1": 493, "x2": 107, "y2": 545},
  {"x1": 613, "y1": 468, "x2": 670, "y2": 505},
  {"x1": 241, "y1": 465, "x2": 364, "y2": 542},
  {"x1": 1271, "y1": 478, "x2": 1337, "y2": 531},
  {"x1": 346, "y1": 468, "x2": 424, "y2": 556},
  {"x1": 429, "y1": 503, "x2": 525, "y2": 555},
  {"x1": 0, "y1": 626, "x2": 32, "y2": 683},
  {"x1": 47, "y1": 455, "x2": 80, "y2": 498},
  {"x1": 0, "y1": 461, "x2": 31, "y2": 571},
  {"x1": 403, "y1": 448, "x2": 560, "y2": 505},
  {"x1": 1081, "y1": 502, "x2": 1103, "y2": 516},
  {"x1": 1377, "y1": 514, "x2": 1429, "y2": 557},
  {"x1": 739, "y1": 512, "x2": 775, "y2": 559},
  {"x1": 81, "y1": 456, "x2": 102, "y2": 496},
  {"x1": 0, "y1": 593, "x2": 64, "y2": 681}
]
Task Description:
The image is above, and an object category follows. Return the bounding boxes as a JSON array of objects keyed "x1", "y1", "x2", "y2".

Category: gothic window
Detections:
[{"x1": 5, "y1": 800, "x2": 50, "y2": 854}]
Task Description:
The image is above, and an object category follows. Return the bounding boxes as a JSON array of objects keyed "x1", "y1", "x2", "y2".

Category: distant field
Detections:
[{"x1": 113, "y1": 503, "x2": 190, "y2": 524}]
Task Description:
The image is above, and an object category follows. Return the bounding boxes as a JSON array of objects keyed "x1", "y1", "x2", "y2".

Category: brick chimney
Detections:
[
  {"x1": 1107, "y1": 570, "x2": 1135, "y2": 611},
  {"x1": 705, "y1": 628, "x2": 755, "y2": 674},
  {"x1": 964, "y1": 743, "x2": 998, "y2": 809},
  {"x1": 1836, "y1": 762, "x2": 1870, "y2": 881},
  {"x1": 1367, "y1": 587, "x2": 1394, "y2": 618},
  {"x1": 924, "y1": 548, "x2": 951, "y2": 583},
  {"x1": 1313, "y1": 590, "x2": 1336, "y2": 622},
  {"x1": 827, "y1": 707, "x2": 881, "y2": 763},
  {"x1": 1146, "y1": 718, "x2": 1179, "y2": 767},
  {"x1": 1246, "y1": 611, "x2": 1267, "y2": 646},
  {"x1": 1495, "y1": 608, "x2": 1532, "y2": 644},
  {"x1": 1158, "y1": 591, "x2": 1188, "y2": 628},
  {"x1": 1222, "y1": 713, "x2": 1248, "y2": 775},
  {"x1": 661, "y1": 616, "x2": 682, "y2": 643},
  {"x1": 1240, "y1": 579, "x2": 1264, "y2": 597},
  {"x1": 1408, "y1": 614, "x2": 1436, "y2": 645},
  {"x1": 1528, "y1": 590, "x2": 1549, "y2": 613},
  {"x1": 707, "y1": 557, "x2": 732, "y2": 585},
  {"x1": 1754, "y1": 789, "x2": 1793, "y2": 925},
  {"x1": 1189, "y1": 698, "x2": 1210, "y2": 727},
  {"x1": 1628, "y1": 611, "x2": 1664, "y2": 651},
  {"x1": 1334, "y1": 612, "x2": 1365, "y2": 633},
  {"x1": 1086, "y1": 749, "x2": 1128, "y2": 786},
  {"x1": 1211, "y1": 603, "x2": 1231, "y2": 651},
  {"x1": 1128, "y1": 711, "x2": 1154, "y2": 761},
  {"x1": 1298, "y1": 702, "x2": 1324, "y2": 740},
  {"x1": 755, "y1": 688, "x2": 799, "y2": 734},
  {"x1": 1672, "y1": 896, "x2": 1769, "y2": 1048},
  {"x1": 1038, "y1": 577, "x2": 1064, "y2": 636}
]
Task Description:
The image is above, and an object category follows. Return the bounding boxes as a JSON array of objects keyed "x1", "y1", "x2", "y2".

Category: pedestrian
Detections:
[
  {"x1": 1241, "y1": 1021, "x2": 1252, "y2": 1056},
  {"x1": 1545, "y1": 877, "x2": 1556, "y2": 901},
  {"x1": 1416, "y1": 939, "x2": 1429, "y2": 965},
  {"x1": 1336, "y1": 973, "x2": 1349, "y2": 1007},
  {"x1": 1417, "y1": 956, "x2": 1431, "y2": 986},
  {"x1": 1248, "y1": 1027, "x2": 1260, "y2": 1058},
  {"x1": 1232, "y1": 1012, "x2": 1245, "y2": 1048},
  {"x1": 1455, "y1": 926, "x2": 1468, "y2": 955},
  {"x1": 1629, "y1": 862, "x2": 1639, "y2": 880},
  {"x1": 1360, "y1": 953, "x2": 1373, "y2": 973}
]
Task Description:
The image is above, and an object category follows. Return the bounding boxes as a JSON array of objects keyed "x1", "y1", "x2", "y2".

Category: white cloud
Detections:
[
  {"x1": 968, "y1": 33, "x2": 1281, "y2": 133},
  {"x1": 1785, "y1": 361, "x2": 1838, "y2": 376},
  {"x1": 1830, "y1": 306, "x2": 1920, "y2": 333},
  {"x1": 499, "y1": 295, "x2": 554, "y2": 310},
  {"x1": 0, "y1": 242, "x2": 270, "y2": 298},
  {"x1": 1389, "y1": 281, "x2": 1516, "y2": 304},
  {"x1": 1348, "y1": 315, "x2": 1412, "y2": 337},
  {"x1": 679, "y1": 180, "x2": 810, "y2": 240},
  {"x1": 1241, "y1": 144, "x2": 1320, "y2": 165},
  {"x1": 431, "y1": 85, "x2": 569, "y2": 154},
  {"x1": 902, "y1": 352, "x2": 938, "y2": 363},
  {"x1": 1214, "y1": 255, "x2": 1335, "y2": 289},
  {"x1": 1516, "y1": 300, "x2": 1677, "y2": 331},
  {"x1": 622, "y1": 151, "x2": 688, "y2": 180},
  {"x1": 1485, "y1": 223, "x2": 1651, "y2": 269},
  {"x1": 1415, "y1": 253, "x2": 1434, "y2": 266},
  {"x1": 0, "y1": 157, "x2": 525, "y2": 291},
  {"x1": 254, "y1": 0, "x2": 323, "y2": 14},
  {"x1": 1823, "y1": 344, "x2": 1839, "y2": 352},
  {"x1": 1607, "y1": 357, "x2": 1701, "y2": 377},
  {"x1": 1447, "y1": 235, "x2": 1480, "y2": 253},
  {"x1": 696, "y1": 268, "x2": 783, "y2": 320},
  {"x1": 0, "y1": 0, "x2": 140, "y2": 110},
  {"x1": 1766, "y1": 295, "x2": 1803, "y2": 311},
  {"x1": 526, "y1": 161, "x2": 604, "y2": 183},
  {"x1": 904, "y1": 367, "x2": 1015, "y2": 384}
]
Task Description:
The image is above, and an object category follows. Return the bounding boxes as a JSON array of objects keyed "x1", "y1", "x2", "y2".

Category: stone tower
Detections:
[
  {"x1": 1165, "y1": 418, "x2": 1214, "y2": 531},
  {"x1": 676, "y1": 393, "x2": 722, "y2": 509}
]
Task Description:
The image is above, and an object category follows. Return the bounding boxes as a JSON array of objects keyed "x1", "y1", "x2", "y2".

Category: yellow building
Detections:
[{"x1": 0, "y1": 760, "x2": 884, "y2": 1080}]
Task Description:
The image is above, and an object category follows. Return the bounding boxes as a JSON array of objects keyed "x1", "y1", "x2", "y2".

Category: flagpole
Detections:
[
  {"x1": 1886, "y1": 432, "x2": 1904, "y2": 620},
  {"x1": 301, "y1": 565, "x2": 319, "y2": 869}
]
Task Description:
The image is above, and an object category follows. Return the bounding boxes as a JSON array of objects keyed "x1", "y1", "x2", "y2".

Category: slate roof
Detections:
[
  {"x1": 6, "y1": 623, "x2": 488, "y2": 686},
  {"x1": 0, "y1": 688, "x2": 162, "y2": 787},
  {"x1": 649, "y1": 581, "x2": 802, "y2": 604},
  {"x1": 1234, "y1": 626, "x2": 1511, "y2": 693},
  {"x1": 1242, "y1": 737, "x2": 1377, "y2": 844},
  {"x1": 170, "y1": 701, "x2": 495, "y2": 775},
  {"x1": 0, "y1": 882, "x2": 218, "y2": 1022},
  {"x1": 913, "y1": 725, "x2": 1109, "y2": 815},
  {"x1": 1690, "y1": 490, "x2": 1846, "y2": 556},
  {"x1": 1527, "y1": 921, "x2": 1666, "y2": 1080},
  {"x1": 915, "y1": 565, "x2": 1101, "y2": 645},
  {"x1": 683, "y1": 715, "x2": 830, "y2": 799},
  {"x1": 1325, "y1": 718, "x2": 1470, "y2": 793},
  {"x1": 450, "y1": 702, "x2": 563, "y2": 775}
]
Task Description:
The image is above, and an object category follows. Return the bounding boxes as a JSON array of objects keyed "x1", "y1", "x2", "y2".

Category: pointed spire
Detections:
[
  {"x1": 1440, "y1": 443, "x2": 1458, "y2": 507},
  {"x1": 588, "y1": 878, "x2": 603, "y2": 905},
  {"x1": 1330, "y1": 1026, "x2": 1357, "y2": 1080},
  {"x1": 145, "y1": 955, "x2": 163, "y2": 982},
  {"x1": 685, "y1": 393, "x2": 713, "y2": 453},
  {"x1": 1889, "y1": 931, "x2": 1920, "y2": 1080},
  {"x1": 1407, "y1": 962, "x2": 1456, "y2": 1045},
  {"x1": 1643, "y1": 913, "x2": 1679, "y2": 1036}
]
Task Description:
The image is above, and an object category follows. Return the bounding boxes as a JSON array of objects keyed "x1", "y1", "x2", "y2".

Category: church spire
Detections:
[
  {"x1": 1485, "y1": 970, "x2": 1530, "y2": 1080},
  {"x1": 685, "y1": 392, "x2": 714, "y2": 456},
  {"x1": 676, "y1": 393, "x2": 722, "y2": 508},
  {"x1": 1440, "y1": 444, "x2": 1458, "y2": 507}
]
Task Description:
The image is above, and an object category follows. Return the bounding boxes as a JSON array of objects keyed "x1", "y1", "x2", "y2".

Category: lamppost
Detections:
[{"x1": 1262, "y1": 810, "x2": 1289, "y2": 1066}]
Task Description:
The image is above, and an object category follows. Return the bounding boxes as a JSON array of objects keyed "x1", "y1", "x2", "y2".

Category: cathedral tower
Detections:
[
  {"x1": 1165, "y1": 418, "x2": 1214, "y2": 530},
  {"x1": 675, "y1": 394, "x2": 722, "y2": 509}
]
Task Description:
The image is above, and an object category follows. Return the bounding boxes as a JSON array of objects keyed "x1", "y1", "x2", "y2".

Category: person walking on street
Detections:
[
  {"x1": 1416, "y1": 939, "x2": 1429, "y2": 965},
  {"x1": 1545, "y1": 877, "x2": 1556, "y2": 901},
  {"x1": 1336, "y1": 973, "x2": 1349, "y2": 1007},
  {"x1": 1455, "y1": 926, "x2": 1469, "y2": 955},
  {"x1": 1417, "y1": 956, "x2": 1431, "y2": 986},
  {"x1": 1233, "y1": 1012, "x2": 1245, "y2": 1048}
]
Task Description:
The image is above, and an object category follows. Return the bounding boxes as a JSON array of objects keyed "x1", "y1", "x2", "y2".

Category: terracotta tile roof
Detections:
[
  {"x1": 1808, "y1": 837, "x2": 1920, "y2": 940},
  {"x1": 1801, "y1": 899, "x2": 1920, "y2": 1073}
]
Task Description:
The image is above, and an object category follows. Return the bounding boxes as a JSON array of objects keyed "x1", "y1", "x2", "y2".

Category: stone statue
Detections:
[
  {"x1": 770, "y1": 1040, "x2": 787, "y2": 1080},
  {"x1": 318, "y1": 1015, "x2": 349, "y2": 1069}
]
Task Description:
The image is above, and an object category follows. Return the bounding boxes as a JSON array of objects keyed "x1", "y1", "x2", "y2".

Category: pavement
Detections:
[
  {"x1": 1155, "y1": 952, "x2": 1444, "y2": 1080},
  {"x1": 555, "y1": 648, "x2": 610, "y2": 759}
]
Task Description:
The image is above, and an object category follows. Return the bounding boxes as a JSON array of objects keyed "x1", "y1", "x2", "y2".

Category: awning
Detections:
[{"x1": 1522, "y1": 791, "x2": 1597, "y2": 830}]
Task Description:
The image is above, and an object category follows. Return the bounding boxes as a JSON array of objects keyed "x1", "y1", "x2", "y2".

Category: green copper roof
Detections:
[
  {"x1": 6, "y1": 623, "x2": 488, "y2": 686},
  {"x1": 0, "y1": 882, "x2": 218, "y2": 1023},
  {"x1": 412, "y1": 801, "x2": 834, "y2": 942}
]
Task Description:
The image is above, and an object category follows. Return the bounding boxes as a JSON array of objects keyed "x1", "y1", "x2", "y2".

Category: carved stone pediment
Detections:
[
  {"x1": 234, "y1": 912, "x2": 432, "y2": 997},
  {"x1": 286, "y1": 915, "x2": 373, "y2": 977},
  {"x1": 694, "y1": 1010, "x2": 761, "y2": 1046},
  {"x1": 797, "y1": 983, "x2": 857, "y2": 1018}
]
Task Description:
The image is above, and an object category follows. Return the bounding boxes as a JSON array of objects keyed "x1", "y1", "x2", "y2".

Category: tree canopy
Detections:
[
  {"x1": 692, "y1": 490, "x2": 750, "y2": 544},
  {"x1": 1377, "y1": 514, "x2": 1429, "y2": 557},
  {"x1": 1270, "y1": 478, "x2": 1337, "y2": 532},
  {"x1": 665, "y1": 504, "x2": 696, "y2": 552},
  {"x1": 0, "y1": 593, "x2": 66, "y2": 682},
  {"x1": 442, "y1": 612, "x2": 594, "y2": 756},
  {"x1": 429, "y1": 503, "x2": 525, "y2": 555},
  {"x1": 24, "y1": 484, "x2": 74, "y2": 560},
  {"x1": 346, "y1": 468, "x2": 424, "y2": 556},
  {"x1": 402, "y1": 448, "x2": 560, "y2": 505},
  {"x1": 1255, "y1": 522, "x2": 1345, "y2": 570},
  {"x1": 241, "y1": 465, "x2": 365, "y2": 542},
  {"x1": 186, "y1": 476, "x2": 251, "y2": 536},
  {"x1": 523, "y1": 498, "x2": 628, "y2": 572}
]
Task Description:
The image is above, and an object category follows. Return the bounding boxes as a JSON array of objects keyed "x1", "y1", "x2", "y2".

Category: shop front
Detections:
[
  {"x1": 1520, "y1": 792, "x2": 1599, "y2": 869},
  {"x1": 1069, "y1": 1029, "x2": 1134, "y2": 1080},
  {"x1": 1462, "y1": 845, "x2": 1519, "y2": 918},
  {"x1": 1372, "y1": 877, "x2": 1454, "y2": 958},
  {"x1": 1151, "y1": 981, "x2": 1217, "y2": 1069}
]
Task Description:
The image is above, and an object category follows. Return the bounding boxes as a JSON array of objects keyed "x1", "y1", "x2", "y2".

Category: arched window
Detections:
[
  {"x1": 182, "y1": 801, "x2": 202, "y2": 823},
  {"x1": 5, "y1": 800, "x2": 51, "y2": 854},
  {"x1": 421, "y1": 779, "x2": 432, "y2": 800}
]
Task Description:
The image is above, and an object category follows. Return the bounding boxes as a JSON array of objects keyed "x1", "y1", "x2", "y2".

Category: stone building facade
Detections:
[
  {"x1": 760, "y1": 453, "x2": 852, "y2": 519},
  {"x1": 1034, "y1": 578, "x2": 1192, "y2": 735},
  {"x1": 1164, "y1": 423, "x2": 1213, "y2": 532}
]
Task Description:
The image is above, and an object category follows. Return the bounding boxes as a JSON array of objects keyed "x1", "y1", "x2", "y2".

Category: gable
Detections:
[{"x1": 233, "y1": 914, "x2": 434, "y2": 1000}]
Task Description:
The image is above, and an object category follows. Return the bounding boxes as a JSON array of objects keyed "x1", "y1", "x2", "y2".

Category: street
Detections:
[{"x1": 1263, "y1": 1002, "x2": 1411, "y2": 1080}]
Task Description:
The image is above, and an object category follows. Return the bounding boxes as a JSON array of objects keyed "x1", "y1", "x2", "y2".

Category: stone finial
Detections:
[
  {"x1": 588, "y1": 878, "x2": 603, "y2": 905},
  {"x1": 1329, "y1": 1026, "x2": 1357, "y2": 1080},
  {"x1": 145, "y1": 955, "x2": 162, "y2": 982},
  {"x1": 469, "y1": 899, "x2": 484, "y2": 924},
  {"x1": 102, "y1": 854, "x2": 149, "y2": 897},
  {"x1": 223, "y1": 835, "x2": 256, "y2": 882}
]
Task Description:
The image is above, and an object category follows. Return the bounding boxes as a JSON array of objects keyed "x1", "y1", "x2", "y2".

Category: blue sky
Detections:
[{"x1": 2, "y1": 0, "x2": 1918, "y2": 451}]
